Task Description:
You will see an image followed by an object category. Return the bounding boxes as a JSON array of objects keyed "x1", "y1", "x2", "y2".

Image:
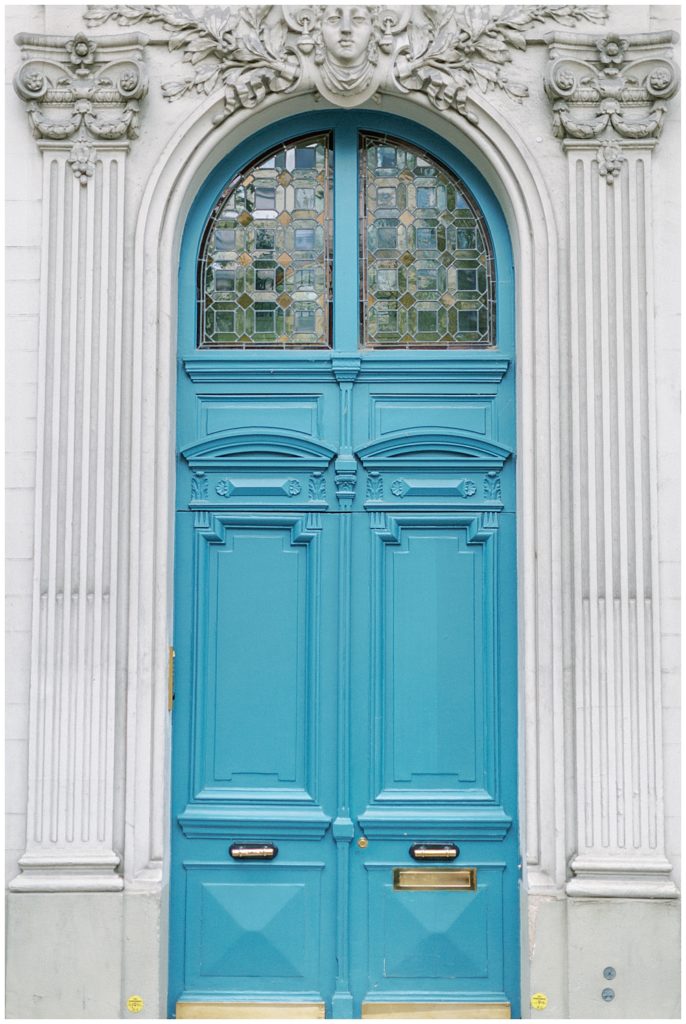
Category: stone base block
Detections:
[
  {"x1": 5, "y1": 889, "x2": 164, "y2": 1019},
  {"x1": 526, "y1": 895, "x2": 681, "y2": 1019}
]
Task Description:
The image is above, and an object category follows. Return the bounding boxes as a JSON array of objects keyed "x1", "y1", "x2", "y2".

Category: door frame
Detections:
[{"x1": 120, "y1": 86, "x2": 567, "y2": 1013}]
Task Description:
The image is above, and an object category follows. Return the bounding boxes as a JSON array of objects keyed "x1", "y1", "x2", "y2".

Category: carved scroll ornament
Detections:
[
  {"x1": 14, "y1": 30, "x2": 148, "y2": 183},
  {"x1": 82, "y1": 5, "x2": 608, "y2": 124}
]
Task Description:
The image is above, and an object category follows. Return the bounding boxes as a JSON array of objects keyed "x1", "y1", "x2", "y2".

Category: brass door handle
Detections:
[
  {"x1": 229, "y1": 843, "x2": 278, "y2": 860},
  {"x1": 409, "y1": 843, "x2": 459, "y2": 860}
]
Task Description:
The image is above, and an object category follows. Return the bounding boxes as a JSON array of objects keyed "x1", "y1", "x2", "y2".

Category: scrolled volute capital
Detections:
[
  {"x1": 545, "y1": 29, "x2": 680, "y2": 172},
  {"x1": 14, "y1": 30, "x2": 148, "y2": 183}
]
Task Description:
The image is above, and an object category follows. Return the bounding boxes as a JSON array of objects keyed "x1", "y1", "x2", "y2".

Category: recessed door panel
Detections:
[
  {"x1": 193, "y1": 516, "x2": 325, "y2": 806},
  {"x1": 210, "y1": 529, "x2": 306, "y2": 789},
  {"x1": 371, "y1": 396, "x2": 493, "y2": 439},
  {"x1": 383, "y1": 525, "x2": 482, "y2": 793},
  {"x1": 200, "y1": 395, "x2": 323, "y2": 438}
]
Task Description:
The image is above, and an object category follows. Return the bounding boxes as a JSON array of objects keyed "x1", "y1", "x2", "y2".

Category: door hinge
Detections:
[{"x1": 168, "y1": 646, "x2": 176, "y2": 712}]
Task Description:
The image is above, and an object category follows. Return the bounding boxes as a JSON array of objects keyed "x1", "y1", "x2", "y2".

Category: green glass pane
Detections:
[
  {"x1": 200, "y1": 133, "x2": 332, "y2": 348},
  {"x1": 361, "y1": 133, "x2": 494, "y2": 348}
]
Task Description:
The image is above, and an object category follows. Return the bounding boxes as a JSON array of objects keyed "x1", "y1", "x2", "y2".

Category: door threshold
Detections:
[
  {"x1": 361, "y1": 1003, "x2": 511, "y2": 1020},
  {"x1": 176, "y1": 1002, "x2": 326, "y2": 1019}
]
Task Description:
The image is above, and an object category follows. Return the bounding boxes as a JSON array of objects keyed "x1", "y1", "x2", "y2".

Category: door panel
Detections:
[
  {"x1": 365, "y1": 862, "x2": 503, "y2": 986},
  {"x1": 377, "y1": 519, "x2": 485, "y2": 795},
  {"x1": 184, "y1": 864, "x2": 325, "y2": 992},
  {"x1": 197, "y1": 517, "x2": 323, "y2": 801}
]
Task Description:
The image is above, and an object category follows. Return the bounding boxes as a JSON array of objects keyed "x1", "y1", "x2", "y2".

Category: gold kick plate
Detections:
[
  {"x1": 393, "y1": 867, "x2": 477, "y2": 891},
  {"x1": 362, "y1": 1002, "x2": 511, "y2": 1019},
  {"x1": 176, "y1": 1003, "x2": 325, "y2": 1019}
]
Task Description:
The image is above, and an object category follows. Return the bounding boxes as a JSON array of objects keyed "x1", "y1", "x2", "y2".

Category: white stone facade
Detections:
[{"x1": 5, "y1": 4, "x2": 680, "y2": 1018}]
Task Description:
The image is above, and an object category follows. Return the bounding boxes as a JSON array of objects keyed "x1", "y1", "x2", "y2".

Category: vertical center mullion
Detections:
[{"x1": 332, "y1": 124, "x2": 359, "y2": 352}]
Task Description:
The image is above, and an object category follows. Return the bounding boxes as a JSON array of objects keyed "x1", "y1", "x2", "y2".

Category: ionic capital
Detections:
[
  {"x1": 545, "y1": 30, "x2": 680, "y2": 179},
  {"x1": 13, "y1": 30, "x2": 148, "y2": 183}
]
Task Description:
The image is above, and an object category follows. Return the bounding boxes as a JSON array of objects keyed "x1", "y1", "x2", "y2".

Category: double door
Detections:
[{"x1": 170, "y1": 360, "x2": 518, "y2": 1018}]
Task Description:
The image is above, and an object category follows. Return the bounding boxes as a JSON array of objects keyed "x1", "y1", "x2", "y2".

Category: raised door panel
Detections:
[
  {"x1": 364, "y1": 862, "x2": 505, "y2": 998},
  {"x1": 183, "y1": 863, "x2": 327, "y2": 997}
]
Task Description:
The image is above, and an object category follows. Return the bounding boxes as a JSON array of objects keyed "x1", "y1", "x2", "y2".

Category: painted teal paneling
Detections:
[
  {"x1": 388, "y1": 529, "x2": 478, "y2": 789},
  {"x1": 212, "y1": 532, "x2": 304, "y2": 785},
  {"x1": 171, "y1": 110, "x2": 519, "y2": 1020}
]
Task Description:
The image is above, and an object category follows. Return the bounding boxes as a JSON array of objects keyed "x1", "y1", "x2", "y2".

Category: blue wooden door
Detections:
[{"x1": 170, "y1": 112, "x2": 518, "y2": 1019}]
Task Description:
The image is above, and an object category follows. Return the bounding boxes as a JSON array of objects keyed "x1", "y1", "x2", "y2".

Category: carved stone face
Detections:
[{"x1": 321, "y1": 6, "x2": 374, "y2": 66}]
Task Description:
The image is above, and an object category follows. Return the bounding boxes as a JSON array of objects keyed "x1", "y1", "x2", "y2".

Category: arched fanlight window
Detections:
[
  {"x1": 360, "y1": 133, "x2": 495, "y2": 348},
  {"x1": 198, "y1": 129, "x2": 495, "y2": 349},
  {"x1": 198, "y1": 134, "x2": 333, "y2": 348}
]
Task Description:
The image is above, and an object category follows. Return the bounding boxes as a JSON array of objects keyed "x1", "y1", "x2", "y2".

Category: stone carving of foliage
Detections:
[
  {"x1": 394, "y1": 5, "x2": 609, "y2": 123},
  {"x1": 597, "y1": 142, "x2": 625, "y2": 184},
  {"x1": 83, "y1": 5, "x2": 609, "y2": 125},
  {"x1": 84, "y1": 4, "x2": 300, "y2": 124},
  {"x1": 67, "y1": 140, "x2": 97, "y2": 185}
]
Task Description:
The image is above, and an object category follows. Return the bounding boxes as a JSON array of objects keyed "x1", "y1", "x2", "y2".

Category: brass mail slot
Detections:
[{"x1": 393, "y1": 867, "x2": 477, "y2": 891}]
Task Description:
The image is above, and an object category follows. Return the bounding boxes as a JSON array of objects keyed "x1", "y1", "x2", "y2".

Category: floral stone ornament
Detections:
[
  {"x1": 14, "y1": 29, "x2": 149, "y2": 183},
  {"x1": 83, "y1": 4, "x2": 608, "y2": 123},
  {"x1": 65, "y1": 32, "x2": 98, "y2": 71}
]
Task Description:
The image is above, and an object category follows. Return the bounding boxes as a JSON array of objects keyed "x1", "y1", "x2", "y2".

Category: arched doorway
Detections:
[{"x1": 169, "y1": 109, "x2": 518, "y2": 1019}]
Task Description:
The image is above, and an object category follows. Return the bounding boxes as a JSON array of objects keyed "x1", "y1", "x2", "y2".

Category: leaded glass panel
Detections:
[
  {"x1": 360, "y1": 134, "x2": 495, "y2": 348},
  {"x1": 199, "y1": 134, "x2": 332, "y2": 348}
]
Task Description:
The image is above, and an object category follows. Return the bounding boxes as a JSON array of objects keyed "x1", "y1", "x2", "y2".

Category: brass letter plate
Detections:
[{"x1": 393, "y1": 867, "x2": 476, "y2": 891}]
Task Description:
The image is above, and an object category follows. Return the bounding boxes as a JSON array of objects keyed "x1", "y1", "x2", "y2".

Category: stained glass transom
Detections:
[
  {"x1": 199, "y1": 134, "x2": 332, "y2": 348},
  {"x1": 360, "y1": 134, "x2": 495, "y2": 348}
]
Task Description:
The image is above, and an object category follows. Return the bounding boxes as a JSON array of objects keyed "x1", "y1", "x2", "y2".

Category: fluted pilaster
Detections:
[
  {"x1": 546, "y1": 30, "x2": 679, "y2": 898},
  {"x1": 11, "y1": 31, "x2": 148, "y2": 891}
]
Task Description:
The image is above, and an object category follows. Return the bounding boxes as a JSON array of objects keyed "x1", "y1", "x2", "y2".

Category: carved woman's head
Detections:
[
  {"x1": 317, "y1": 6, "x2": 377, "y2": 68},
  {"x1": 315, "y1": 4, "x2": 384, "y2": 72}
]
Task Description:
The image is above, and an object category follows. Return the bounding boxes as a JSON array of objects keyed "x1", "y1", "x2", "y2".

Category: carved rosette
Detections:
[
  {"x1": 545, "y1": 30, "x2": 680, "y2": 181},
  {"x1": 82, "y1": 5, "x2": 608, "y2": 125},
  {"x1": 14, "y1": 30, "x2": 148, "y2": 183}
]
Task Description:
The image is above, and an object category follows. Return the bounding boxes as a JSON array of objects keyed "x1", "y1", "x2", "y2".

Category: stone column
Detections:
[
  {"x1": 545, "y1": 30, "x2": 679, "y2": 898},
  {"x1": 10, "y1": 31, "x2": 148, "y2": 891}
]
